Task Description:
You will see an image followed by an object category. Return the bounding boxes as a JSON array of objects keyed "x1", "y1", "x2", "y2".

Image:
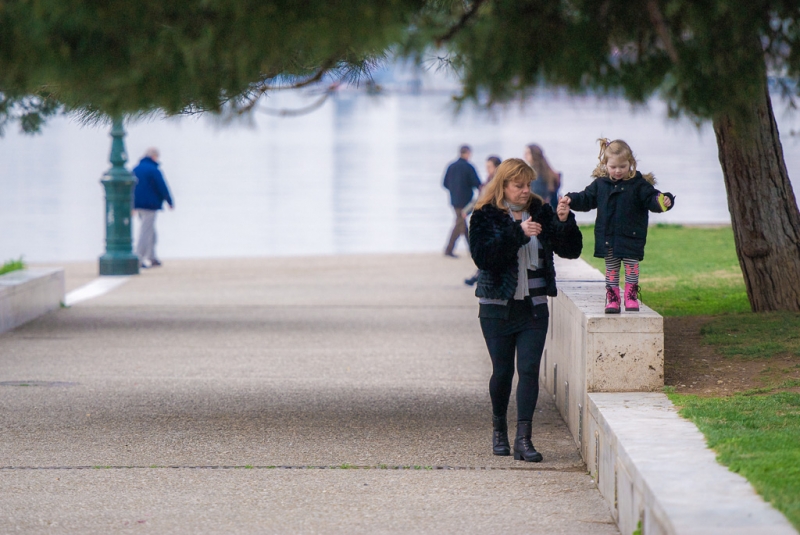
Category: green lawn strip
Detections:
[
  {"x1": 578, "y1": 224, "x2": 748, "y2": 316},
  {"x1": 668, "y1": 392, "x2": 800, "y2": 529},
  {"x1": 700, "y1": 312, "x2": 800, "y2": 359},
  {"x1": 0, "y1": 257, "x2": 25, "y2": 276}
]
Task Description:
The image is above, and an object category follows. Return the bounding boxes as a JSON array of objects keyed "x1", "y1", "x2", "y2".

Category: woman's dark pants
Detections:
[{"x1": 480, "y1": 300, "x2": 548, "y2": 422}]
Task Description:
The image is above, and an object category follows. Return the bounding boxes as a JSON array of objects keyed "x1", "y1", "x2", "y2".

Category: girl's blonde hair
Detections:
[
  {"x1": 592, "y1": 138, "x2": 655, "y2": 184},
  {"x1": 474, "y1": 158, "x2": 543, "y2": 211}
]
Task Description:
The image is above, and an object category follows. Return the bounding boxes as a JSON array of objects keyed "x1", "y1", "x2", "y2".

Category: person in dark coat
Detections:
[
  {"x1": 563, "y1": 138, "x2": 674, "y2": 313},
  {"x1": 133, "y1": 148, "x2": 174, "y2": 268},
  {"x1": 443, "y1": 145, "x2": 481, "y2": 257},
  {"x1": 469, "y1": 158, "x2": 582, "y2": 462}
]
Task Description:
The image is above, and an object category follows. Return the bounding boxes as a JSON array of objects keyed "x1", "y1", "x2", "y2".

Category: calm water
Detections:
[{"x1": 2, "y1": 79, "x2": 800, "y2": 262}]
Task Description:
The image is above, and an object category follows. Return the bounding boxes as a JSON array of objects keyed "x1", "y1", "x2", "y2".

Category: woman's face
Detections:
[
  {"x1": 503, "y1": 179, "x2": 531, "y2": 206},
  {"x1": 485, "y1": 160, "x2": 497, "y2": 178},
  {"x1": 523, "y1": 147, "x2": 532, "y2": 165},
  {"x1": 607, "y1": 154, "x2": 631, "y2": 181}
]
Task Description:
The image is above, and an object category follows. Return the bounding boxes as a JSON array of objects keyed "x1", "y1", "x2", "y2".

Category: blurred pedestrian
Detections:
[
  {"x1": 524, "y1": 144, "x2": 561, "y2": 209},
  {"x1": 442, "y1": 145, "x2": 481, "y2": 258},
  {"x1": 133, "y1": 148, "x2": 174, "y2": 268},
  {"x1": 465, "y1": 155, "x2": 501, "y2": 286}
]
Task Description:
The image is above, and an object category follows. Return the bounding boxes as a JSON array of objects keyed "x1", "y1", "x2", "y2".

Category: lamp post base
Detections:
[{"x1": 99, "y1": 254, "x2": 140, "y2": 276}]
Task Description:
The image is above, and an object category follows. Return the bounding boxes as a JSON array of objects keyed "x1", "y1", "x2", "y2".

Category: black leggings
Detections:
[{"x1": 479, "y1": 300, "x2": 549, "y2": 422}]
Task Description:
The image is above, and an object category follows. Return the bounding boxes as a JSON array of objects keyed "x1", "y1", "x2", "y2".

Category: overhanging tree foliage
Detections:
[
  {"x1": 409, "y1": 0, "x2": 800, "y2": 312},
  {"x1": 0, "y1": 0, "x2": 424, "y2": 125},
  {"x1": 1, "y1": 0, "x2": 799, "y2": 311}
]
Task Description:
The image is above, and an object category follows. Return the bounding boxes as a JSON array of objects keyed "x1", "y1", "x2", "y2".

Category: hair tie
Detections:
[{"x1": 605, "y1": 140, "x2": 611, "y2": 147}]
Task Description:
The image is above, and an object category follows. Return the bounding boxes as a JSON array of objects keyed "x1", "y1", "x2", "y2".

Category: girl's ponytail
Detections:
[
  {"x1": 597, "y1": 138, "x2": 611, "y2": 162},
  {"x1": 592, "y1": 138, "x2": 612, "y2": 177}
]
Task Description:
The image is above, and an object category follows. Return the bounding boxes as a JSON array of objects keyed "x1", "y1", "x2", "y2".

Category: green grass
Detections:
[
  {"x1": 669, "y1": 392, "x2": 800, "y2": 529},
  {"x1": 0, "y1": 257, "x2": 25, "y2": 276},
  {"x1": 579, "y1": 224, "x2": 749, "y2": 316},
  {"x1": 700, "y1": 312, "x2": 800, "y2": 359}
]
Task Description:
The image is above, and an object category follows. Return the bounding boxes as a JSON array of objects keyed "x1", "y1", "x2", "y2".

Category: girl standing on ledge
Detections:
[
  {"x1": 562, "y1": 139, "x2": 675, "y2": 314},
  {"x1": 469, "y1": 158, "x2": 582, "y2": 462}
]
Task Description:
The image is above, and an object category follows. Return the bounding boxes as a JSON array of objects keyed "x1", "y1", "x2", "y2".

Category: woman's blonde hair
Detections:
[
  {"x1": 474, "y1": 158, "x2": 542, "y2": 211},
  {"x1": 592, "y1": 138, "x2": 655, "y2": 184}
]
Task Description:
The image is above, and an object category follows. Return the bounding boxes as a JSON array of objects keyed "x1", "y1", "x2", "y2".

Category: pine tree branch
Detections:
[
  {"x1": 255, "y1": 60, "x2": 337, "y2": 93},
  {"x1": 256, "y1": 83, "x2": 338, "y2": 117},
  {"x1": 435, "y1": 0, "x2": 487, "y2": 46},
  {"x1": 236, "y1": 59, "x2": 338, "y2": 114},
  {"x1": 646, "y1": 0, "x2": 678, "y2": 63}
]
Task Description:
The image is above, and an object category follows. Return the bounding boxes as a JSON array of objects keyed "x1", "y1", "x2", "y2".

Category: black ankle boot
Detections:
[
  {"x1": 514, "y1": 421, "x2": 543, "y2": 462},
  {"x1": 492, "y1": 416, "x2": 511, "y2": 456}
]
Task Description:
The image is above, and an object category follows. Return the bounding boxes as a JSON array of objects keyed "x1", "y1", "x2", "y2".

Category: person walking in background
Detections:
[
  {"x1": 133, "y1": 148, "x2": 174, "y2": 268},
  {"x1": 524, "y1": 144, "x2": 561, "y2": 209},
  {"x1": 443, "y1": 145, "x2": 481, "y2": 257},
  {"x1": 469, "y1": 158, "x2": 582, "y2": 462},
  {"x1": 464, "y1": 155, "x2": 501, "y2": 286}
]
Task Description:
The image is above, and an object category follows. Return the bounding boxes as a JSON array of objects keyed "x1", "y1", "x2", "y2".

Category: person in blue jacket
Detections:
[{"x1": 133, "y1": 148, "x2": 174, "y2": 268}]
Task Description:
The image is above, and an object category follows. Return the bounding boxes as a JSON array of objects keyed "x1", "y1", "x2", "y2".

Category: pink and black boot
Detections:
[
  {"x1": 624, "y1": 283, "x2": 640, "y2": 312},
  {"x1": 605, "y1": 286, "x2": 620, "y2": 314},
  {"x1": 624, "y1": 263, "x2": 640, "y2": 312}
]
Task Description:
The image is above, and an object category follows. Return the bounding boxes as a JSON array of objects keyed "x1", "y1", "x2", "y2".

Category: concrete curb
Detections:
[
  {"x1": 0, "y1": 268, "x2": 64, "y2": 335},
  {"x1": 64, "y1": 276, "x2": 130, "y2": 307},
  {"x1": 549, "y1": 258, "x2": 797, "y2": 535},
  {"x1": 587, "y1": 392, "x2": 797, "y2": 535}
]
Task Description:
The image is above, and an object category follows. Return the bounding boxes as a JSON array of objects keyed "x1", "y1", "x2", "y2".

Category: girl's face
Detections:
[
  {"x1": 523, "y1": 147, "x2": 533, "y2": 165},
  {"x1": 503, "y1": 179, "x2": 531, "y2": 206},
  {"x1": 607, "y1": 154, "x2": 631, "y2": 180}
]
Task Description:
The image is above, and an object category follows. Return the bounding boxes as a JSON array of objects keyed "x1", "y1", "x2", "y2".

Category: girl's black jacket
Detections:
[
  {"x1": 468, "y1": 197, "x2": 583, "y2": 301},
  {"x1": 566, "y1": 172, "x2": 675, "y2": 260}
]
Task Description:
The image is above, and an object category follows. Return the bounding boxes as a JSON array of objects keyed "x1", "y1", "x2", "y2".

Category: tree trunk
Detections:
[{"x1": 712, "y1": 83, "x2": 800, "y2": 312}]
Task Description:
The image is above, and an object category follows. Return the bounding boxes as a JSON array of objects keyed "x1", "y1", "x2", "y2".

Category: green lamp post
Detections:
[{"x1": 99, "y1": 117, "x2": 140, "y2": 275}]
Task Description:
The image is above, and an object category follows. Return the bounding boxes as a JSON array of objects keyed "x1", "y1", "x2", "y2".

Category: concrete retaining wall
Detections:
[
  {"x1": 545, "y1": 258, "x2": 797, "y2": 535},
  {"x1": 542, "y1": 277, "x2": 664, "y2": 461},
  {"x1": 586, "y1": 392, "x2": 796, "y2": 535},
  {"x1": 0, "y1": 268, "x2": 65, "y2": 334}
]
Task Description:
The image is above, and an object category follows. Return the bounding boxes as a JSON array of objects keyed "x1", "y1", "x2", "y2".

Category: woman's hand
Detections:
[
  {"x1": 521, "y1": 217, "x2": 542, "y2": 237},
  {"x1": 557, "y1": 197, "x2": 570, "y2": 222}
]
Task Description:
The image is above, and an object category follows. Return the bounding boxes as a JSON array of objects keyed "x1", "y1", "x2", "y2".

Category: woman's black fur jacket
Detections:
[{"x1": 468, "y1": 197, "x2": 583, "y2": 300}]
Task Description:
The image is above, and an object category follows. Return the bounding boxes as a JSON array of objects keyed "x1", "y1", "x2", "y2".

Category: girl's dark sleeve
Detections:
[
  {"x1": 546, "y1": 206, "x2": 583, "y2": 259},
  {"x1": 638, "y1": 182, "x2": 675, "y2": 213},
  {"x1": 565, "y1": 179, "x2": 598, "y2": 212},
  {"x1": 469, "y1": 209, "x2": 529, "y2": 271}
]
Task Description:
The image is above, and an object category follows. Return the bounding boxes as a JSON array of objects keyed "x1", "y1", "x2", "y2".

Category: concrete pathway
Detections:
[{"x1": 1, "y1": 254, "x2": 618, "y2": 534}]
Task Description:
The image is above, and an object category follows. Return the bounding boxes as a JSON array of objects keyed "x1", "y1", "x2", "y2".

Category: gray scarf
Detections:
[{"x1": 505, "y1": 201, "x2": 541, "y2": 300}]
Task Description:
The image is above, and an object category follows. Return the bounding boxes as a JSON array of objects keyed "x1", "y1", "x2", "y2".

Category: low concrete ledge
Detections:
[
  {"x1": 543, "y1": 260, "x2": 664, "y2": 460},
  {"x1": 0, "y1": 268, "x2": 65, "y2": 334},
  {"x1": 587, "y1": 392, "x2": 796, "y2": 535},
  {"x1": 544, "y1": 258, "x2": 796, "y2": 534}
]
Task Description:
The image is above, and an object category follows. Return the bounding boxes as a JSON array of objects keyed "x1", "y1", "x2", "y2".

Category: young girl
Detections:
[{"x1": 561, "y1": 139, "x2": 674, "y2": 313}]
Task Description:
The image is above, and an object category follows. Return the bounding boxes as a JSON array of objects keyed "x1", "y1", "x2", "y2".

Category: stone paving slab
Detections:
[
  {"x1": 1, "y1": 469, "x2": 618, "y2": 534},
  {"x1": 0, "y1": 254, "x2": 617, "y2": 533},
  {"x1": 0, "y1": 380, "x2": 582, "y2": 470}
]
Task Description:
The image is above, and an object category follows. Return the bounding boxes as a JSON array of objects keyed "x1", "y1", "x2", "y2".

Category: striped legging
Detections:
[{"x1": 605, "y1": 248, "x2": 639, "y2": 288}]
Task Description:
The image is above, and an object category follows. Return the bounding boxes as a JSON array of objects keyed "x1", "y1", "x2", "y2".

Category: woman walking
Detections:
[
  {"x1": 524, "y1": 144, "x2": 561, "y2": 209},
  {"x1": 468, "y1": 158, "x2": 582, "y2": 462}
]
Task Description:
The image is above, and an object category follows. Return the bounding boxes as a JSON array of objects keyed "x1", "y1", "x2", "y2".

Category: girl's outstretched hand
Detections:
[
  {"x1": 521, "y1": 217, "x2": 542, "y2": 237},
  {"x1": 557, "y1": 197, "x2": 571, "y2": 222},
  {"x1": 657, "y1": 193, "x2": 673, "y2": 211}
]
